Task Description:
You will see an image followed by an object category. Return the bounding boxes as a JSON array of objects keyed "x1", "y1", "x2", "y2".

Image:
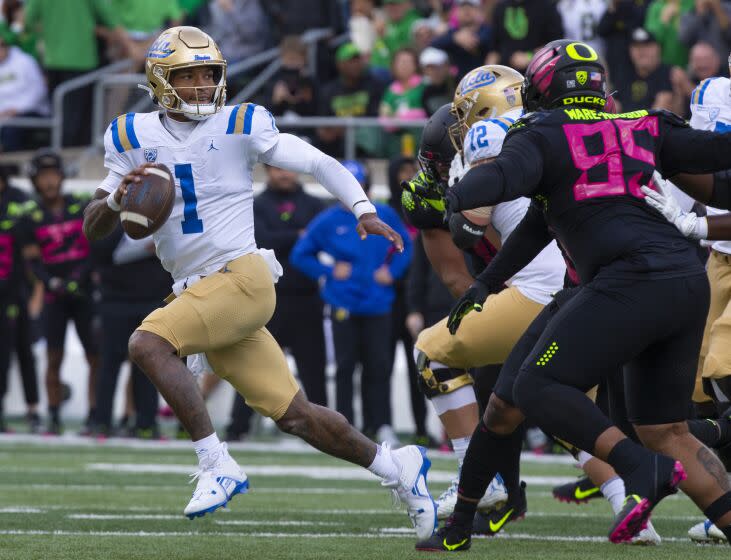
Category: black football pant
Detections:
[
  {"x1": 332, "y1": 311, "x2": 392, "y2": 434},
  {"x1": 44, "y1": 294, "x2": 98, "y2": 354},
  {"x1": 513, "y1": 274, "x2": 709, "y2": 453},
  {"x1": 267, "y1": 295, "x2": 327, "y2": 407},
  {"x1": 95, "y1": 302, "x2": 160, "y2": 432},
  {"x1": 0, "y1": 298, "x2": 39, "y2": 410}
]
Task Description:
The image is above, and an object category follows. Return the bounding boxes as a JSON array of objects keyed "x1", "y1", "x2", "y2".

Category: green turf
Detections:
[{"x1": 0, "y1": 441, "x2": 727, "y2": 559}]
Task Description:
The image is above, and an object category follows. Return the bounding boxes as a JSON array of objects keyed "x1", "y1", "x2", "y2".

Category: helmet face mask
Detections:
[
  {"x1": 450, "y1": 65, "x2": 523, "y2": 150},
  {"x1": 418, "y1": 103, "x2": 458, "y2": 183},
  {"x1": 144, "y1": 26, "x2": 227, "y2": 120}
]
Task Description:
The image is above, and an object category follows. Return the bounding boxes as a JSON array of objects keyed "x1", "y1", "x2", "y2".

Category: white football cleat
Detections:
[
  {"x1": 436, "y1": 471, "x2": 508, "y2": 520},
  {"x1": 383, "y1": 444, "x2": 438, "y2": 539},
  {"x1": 688, "y1": 519, "x2": 727, "y2": 544},
  {"x1": 184, "y1": 443, "x2": 249, "y2": 519},
  {"x1": 630, "y1": 520, "x2": 661, "y2": 545}
]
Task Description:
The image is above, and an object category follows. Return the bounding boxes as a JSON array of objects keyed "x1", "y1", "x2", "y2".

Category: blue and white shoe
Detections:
[
  {"x1": 184, "y1": 443, "x2": 249, "y2": 519},
  {"x1": 384, "y1": 444, "x2": 438, "y2": 540},
  {"x1": 436, "y1": 470, "x2": 508, "y2": 520},
  {"x1": 688, "y1": 519, "x2": 727, "y2": 544}
]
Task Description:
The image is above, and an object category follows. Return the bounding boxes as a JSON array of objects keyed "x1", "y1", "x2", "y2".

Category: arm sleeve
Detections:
[
  {"x1": 259, "y1": 133, "x2": 377, "y2": 217},
  {"x1": 476, "y1": 201, "x2": 553, "y2": 291},
  {"x1": 97, "y1": 169, "x2": 125, "y2": 195},
  {"x1": 289, "y1": 217, "x2": 333, "y2": 281},
  {"x1": 449, "y1": 131, "x2": 545, "y2": 211},
  {"x1": 659, "y1": 125, "x2": 731, "y2": 177}
]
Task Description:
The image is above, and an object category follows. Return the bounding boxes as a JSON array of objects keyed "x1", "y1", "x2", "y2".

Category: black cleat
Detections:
[
  {"x1": 416, "y1": 520, "x2": 471, "y2": 552},
  {"x1": 472, "y1": 481, "x2": 527, "y2": 536},
  {"x1": 46, "y1": 418, "x2": 62, "y2": 435},
  {"x1": 609, "y1": 457, "x2": 686, "y2": 543},
  {"x1": 552, "y1": 476, "x2": 602, "y2": 504}
]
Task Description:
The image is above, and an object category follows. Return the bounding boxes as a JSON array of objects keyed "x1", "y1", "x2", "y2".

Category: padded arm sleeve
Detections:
[{"x1": 259, "y1": 133, "x2": 376, "y2": 217}]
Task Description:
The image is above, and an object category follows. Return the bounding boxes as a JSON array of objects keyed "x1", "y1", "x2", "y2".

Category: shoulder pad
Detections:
[
  {"x1": 649, "y1": 109, "x2": 689, "y2": 128},
  {"x1": 108, "y1": 113, "x2": 141, "y2": 153},
  {"x1": 225, "y1": 102, "x2": 257, "y2": 135},
  {"x1": 691, "y1": 77, "x2": 726, "y2": 106},
  {"x1": 507, "y1": 110, "x2": 549, "y2": 134}
]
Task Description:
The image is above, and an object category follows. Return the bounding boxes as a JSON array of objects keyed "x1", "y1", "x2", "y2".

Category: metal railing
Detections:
[{"x1": 0, "y1": 59, "x2": 134, "y2": 151}]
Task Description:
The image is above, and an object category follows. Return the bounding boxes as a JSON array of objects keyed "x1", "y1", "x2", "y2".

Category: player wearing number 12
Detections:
[
  {"x1": 444, "y1": 39, "x2": 731, "y2": 544},
  {"x1": 83, "y1": 26, "x2": 438, "y2": 540}
]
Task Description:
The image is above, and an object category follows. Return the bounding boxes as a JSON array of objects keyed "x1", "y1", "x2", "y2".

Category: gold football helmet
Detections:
[
  {"x1": 450, "y1": 65, "x2": 523, "y2": 149},
  {"x1": 143, "y1": 26, "x2": 227, "y2": 120}
]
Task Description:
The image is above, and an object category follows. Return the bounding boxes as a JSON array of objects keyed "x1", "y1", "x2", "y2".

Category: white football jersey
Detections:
[
  {"x1": 101, "y1": 103, "x2": 278, "y2": 282},
  {"x1": 689, "y1": 76, "x2": 731, "y2": 256},
  {"x1": 463, "y1": 109, "x2": 565, "y2": 304}
]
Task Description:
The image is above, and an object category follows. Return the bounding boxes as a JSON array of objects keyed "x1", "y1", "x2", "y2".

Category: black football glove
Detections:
[{"x1": 446, "y1": 279, "x2": 490, "y2": 335}]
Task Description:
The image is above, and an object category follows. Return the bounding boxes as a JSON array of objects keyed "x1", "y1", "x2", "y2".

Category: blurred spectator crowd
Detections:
[
  {"x1": 0, "y1": 0, "x2": 725, "y2": 152},
  {"x1": 1, "y1": 0, "x2": 728, "y2": 450}
]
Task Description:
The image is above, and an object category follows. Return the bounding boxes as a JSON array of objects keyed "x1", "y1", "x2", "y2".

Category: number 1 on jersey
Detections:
[{"x1": 174, "y1": 163, "x2": 204, "y2": 234}]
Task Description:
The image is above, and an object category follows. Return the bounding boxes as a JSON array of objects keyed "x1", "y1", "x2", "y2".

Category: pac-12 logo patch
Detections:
[{"x1": 144, "y1": 148, "x2": 158, "y2": 162}]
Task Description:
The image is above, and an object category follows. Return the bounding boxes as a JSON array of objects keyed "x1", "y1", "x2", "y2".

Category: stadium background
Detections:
[{"x1": 0, "y1": 1, "x2": 729, "y2": 556}]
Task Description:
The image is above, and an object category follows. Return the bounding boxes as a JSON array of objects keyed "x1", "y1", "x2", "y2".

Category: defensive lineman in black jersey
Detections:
[{"x1": 431, "y1": 40, "x2": 731, "y2": 546}]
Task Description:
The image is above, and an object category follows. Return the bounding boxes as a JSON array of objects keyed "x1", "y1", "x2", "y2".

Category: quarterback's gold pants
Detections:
[
  {"x1": 415, "y1": 285, "x2": 544, "y2": 369},
  {"x1": 138, "y1": 253, "x2": 299, "y2": 420},
  {"x1": 694, "y1": 250, "x2": 731, "y2": 403}
]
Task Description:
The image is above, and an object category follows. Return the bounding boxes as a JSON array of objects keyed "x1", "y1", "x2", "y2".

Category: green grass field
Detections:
[{"x1": 0, "y1": 435, "x2": 727, "y2": 560}]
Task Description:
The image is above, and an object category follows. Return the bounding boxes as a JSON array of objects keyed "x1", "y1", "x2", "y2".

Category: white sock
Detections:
[
  {"x1": 193, "y1": 432, "x2": 222, "y2": 462},
  {"x1": 451, "y1": 436, "x2": 471, "y2": 463},
  {"x1": 367, "y1": 443, "x2": 400, "y2": 482},
  {"x1": 600, "y1": 476, "x2": 626, "y2": 515},
  {"x1": 577, "y1": 450, "x2": 593, "y2": 468}
]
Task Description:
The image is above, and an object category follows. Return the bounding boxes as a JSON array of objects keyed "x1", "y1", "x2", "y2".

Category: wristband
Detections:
[
  {"x1": 353, "y1": 199, "x2": 377, "y2": 218},
  {"x1": 106, "y1": 192, "x2": 121, "y2": 212}
]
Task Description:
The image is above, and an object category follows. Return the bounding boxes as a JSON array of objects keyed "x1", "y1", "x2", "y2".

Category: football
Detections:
[{"x1": 120, "y1": 163, "x2": 175, "y2": 239}]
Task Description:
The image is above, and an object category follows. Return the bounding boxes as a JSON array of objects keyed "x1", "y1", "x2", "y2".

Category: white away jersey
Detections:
[
  {"x1": 463, "y1": 108, "x2": 523, "y2": 165},
  {"x1": 463, "y1": 109, "x2": 565, "y2": 304},
  {"x1": 689, "y1": 77, "x2": 731, "y2": 255},
  {"x1": 101, "y1": 103, "x2": 279, "y2": 281}
]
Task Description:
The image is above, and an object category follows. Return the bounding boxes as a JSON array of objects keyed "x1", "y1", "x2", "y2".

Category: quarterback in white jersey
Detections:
[{"x1": 83, "y1": 26, "x2": 438, "y2": 540}]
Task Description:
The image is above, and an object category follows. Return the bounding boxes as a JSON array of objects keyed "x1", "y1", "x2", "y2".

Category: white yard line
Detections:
[
  {"x1": 0, "y1": 433, "x2": 574, "y2": 465},
  {"x1": 85, "y1": 462, "x2": 574, "y2": 486},
  {"x1": 0, "y1": 528, "x2": 691, "y2": 544}
]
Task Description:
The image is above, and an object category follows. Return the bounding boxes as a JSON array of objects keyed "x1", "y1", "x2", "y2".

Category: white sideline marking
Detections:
[
  {"x1": 0, "y1": 483, "x2": 374, "y2": 494},
  {"x1": 85, "y1": 462, "x2": 574, "y2": 486},
  {"x1": 67, "y1": 515, "x2": 342, "y2": 526},
  {"x1": 0, "y1": 507, "x2": 44, "y2": 513},
  {"x1": 0, "y1": 529, "x2": 688, "y2": 543},
  {"x1": 0, "y1": 433, "x2": 575, "y2": 465}
]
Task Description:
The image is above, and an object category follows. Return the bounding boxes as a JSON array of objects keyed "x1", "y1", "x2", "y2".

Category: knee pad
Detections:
[
  {"x1": 512, "y1": 369, "x2": 553, "y2": 416},
  {"x1": 415, "y1": 349, "x2": 473, "y2": 399}
]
